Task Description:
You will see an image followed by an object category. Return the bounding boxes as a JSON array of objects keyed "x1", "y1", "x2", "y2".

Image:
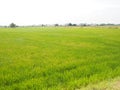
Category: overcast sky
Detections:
[{"x1": 0, "y1": 0, "x2": 120, "y2": 25}]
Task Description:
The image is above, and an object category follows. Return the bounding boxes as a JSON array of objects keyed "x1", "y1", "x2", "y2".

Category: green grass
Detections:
[{"x1": 0, "y1": 27, "x2": 120, "y2": 90}]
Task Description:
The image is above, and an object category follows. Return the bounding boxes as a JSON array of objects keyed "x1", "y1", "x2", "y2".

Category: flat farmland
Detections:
[{"x1": 0, "y1": 27, "x2": 120, "y2": 90}]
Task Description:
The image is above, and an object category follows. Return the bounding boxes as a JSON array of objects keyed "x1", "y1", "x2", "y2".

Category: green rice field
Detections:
[{"x1": 0, "y1": 27, "x2": 120, "y2": 90}]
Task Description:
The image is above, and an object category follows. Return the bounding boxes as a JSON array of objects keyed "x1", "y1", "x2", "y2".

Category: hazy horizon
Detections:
[{"x1": 0, "y1": 0, "x2": 120, "y2": 26}]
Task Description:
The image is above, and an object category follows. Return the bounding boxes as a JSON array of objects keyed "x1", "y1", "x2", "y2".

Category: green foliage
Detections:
[
  {"x1": 54, "y1": 24, "x2": 59, "y2": 26},
  {"x1": 0, "y1": 27, "x2": 120, "y2": 90},
  {"x1": 9, "y1": 23, "x2": 16, "y2": 28}
]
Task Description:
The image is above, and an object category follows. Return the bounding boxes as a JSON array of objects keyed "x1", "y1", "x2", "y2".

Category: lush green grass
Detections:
[{"x1": 0, "y1": 27, "x2": 120, "y2": 90}]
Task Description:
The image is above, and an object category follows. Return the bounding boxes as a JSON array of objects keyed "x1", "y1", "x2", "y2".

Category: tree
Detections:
[
  {"x1": 80, "y1": 23, "x2": 87, "y2": 26},
  {"x1": 68, "y1": 23, "x2": 72, "y2": 26},
  {"x1": 72, "y1": 24, "x2": 77, "y2": 26},
  {"x1": 54, "y1": 24, "x2": 59, "y2": 26},
  {"x1": 9, "y1": 23, "x2": 16, "y2": 28}
]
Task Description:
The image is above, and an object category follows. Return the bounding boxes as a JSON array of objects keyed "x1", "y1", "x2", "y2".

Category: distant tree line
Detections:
[
  {"x1": 54, "y1": 23, "x2": 120, "y2": 27},
  {"x1": 0, "y1": 23, "x2": 120, "y2": 28}
]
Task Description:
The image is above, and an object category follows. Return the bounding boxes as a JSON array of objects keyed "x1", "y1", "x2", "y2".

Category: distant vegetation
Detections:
[
  {"x1": 0, "y1": 23, "x2": 120, "y2": 28},
  {"x1": 9, "y1": 23, "x2": 17, "y2": 28}
]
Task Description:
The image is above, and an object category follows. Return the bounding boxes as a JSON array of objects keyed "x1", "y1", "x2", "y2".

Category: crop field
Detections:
[{"x1": 0, "y1": 27, "x2": 120, "y2": 90}]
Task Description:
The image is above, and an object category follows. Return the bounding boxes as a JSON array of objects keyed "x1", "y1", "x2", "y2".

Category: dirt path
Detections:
[
  {"x1": 79, "y1": 77, "x2": 120, "y2": 90},
  {"x1": 112, "y1": 80, "x2": 120, "y2": 90}
]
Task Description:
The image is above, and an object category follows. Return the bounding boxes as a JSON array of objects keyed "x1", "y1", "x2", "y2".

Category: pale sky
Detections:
[{"x1": 0, "y1": 0, "x2": 120, "y2": 25}]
